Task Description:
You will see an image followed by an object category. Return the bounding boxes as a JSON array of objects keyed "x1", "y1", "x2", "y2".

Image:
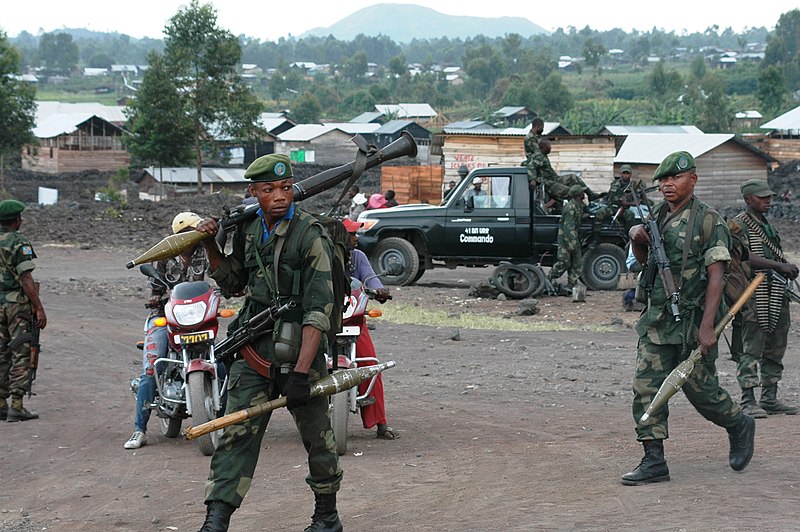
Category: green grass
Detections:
[{"x1": 378, "y1": 303, "x2": 613, "y2": 333}]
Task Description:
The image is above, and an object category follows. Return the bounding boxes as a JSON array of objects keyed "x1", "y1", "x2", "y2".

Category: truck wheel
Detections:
[
  {"x1": 371, "y1": 237, "x2": 420, "y2": 286},
  {"x1": 492, "y1": 264, "x2": 537, "y2": 299},
  {"x1": 517, "y1": 263, "x2": 547, "y2": 297},
  {"x1": 582, "y1": 243, "x2": 626, "y2": 291}
]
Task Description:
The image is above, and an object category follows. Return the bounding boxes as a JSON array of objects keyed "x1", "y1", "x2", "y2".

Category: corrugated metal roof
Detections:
[
  {"x1": 761, "y1": 105, "x2": 800, "y2": 131},
  {"x1": 36, "y1": 101, "x2": 127, "y2": 125},
  {"x1": 33, "y1": 113, "x2": 94, "y2": 138},
  {"x1": 495, "y1": 106, "x2": 527, "y2": 117},
  {"x1": 277, "y1": 124, "x2": 336, "y2": 141},
  {"x1": 374, "y1": 120, "x2": 416, "y2": 134},
  {"x1": 375, "y1": 103, "x2": 437, "y2": 118},
  {"x1": 259, "y1": 116, "x2": 291, "y2": 133},
  {"x1": 444, "y1": 120, "x2": 494, "y2": 130},
  {"x1": 144, "y1": 167, "x2": 247, "y2": 184},
  {"x1": 325, "y1": 122, "x2": 381, "y2": 135},
  {"x1": 613, "y1": 133, "x2": 734, "y2": 164},
  {"x1": 443, "y1": 122, "x2": 564, "y2": 137},
  {"x1": 350, "y1": 111, "x2": 384, "y2": 123},
  {"x1": 604, "y1": 125, "x2": 704, "y2": 135}
]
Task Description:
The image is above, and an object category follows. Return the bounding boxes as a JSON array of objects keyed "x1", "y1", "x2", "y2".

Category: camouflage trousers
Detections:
[
  {"x1": 204, "y1": 358, "x2": 342, "y2": 508},
  {"x1": 0, "y1": 302, "x2": 33, "y2": 399},
  {"x1": 543, "y1": 174, "x2": 589, "y2": 201},
  {"x1": 548, "y1": 246, "x2": 582, "y2": 286},
  {"x1": 632, "y1": 337, "x2": 742, "y2": 441},
  {"x1": 733, "y1": 301, "x2": 790, "y2": 389}
]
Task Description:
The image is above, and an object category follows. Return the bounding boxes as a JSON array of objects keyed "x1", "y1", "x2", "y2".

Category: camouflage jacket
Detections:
[
  {"x1": 557, "y1": 198, "x2": 583, "y2": 252},
  {"x1": 636, "y1": 196, "x2": 731, "y2": 345},
  {"x1": 0, "y1": 229, "x2": 36, "y2": 305},
  {"x1": 211, "y1": 206, "x2": 334, "y2": 344},
  {"x1": 523, "y1": 131, "x2": 541, "y2": 167},
  {"x1": 728, "y1": 210, "x2": 784, "y2": 321},
  {"x1": 605, "y1": 178, "x2": 630, "y2": 207}
]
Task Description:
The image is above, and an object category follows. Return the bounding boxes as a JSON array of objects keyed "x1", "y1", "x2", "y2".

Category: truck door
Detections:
[{"x1": 444, "y1": 174, "x2": 519, "y2": 259}]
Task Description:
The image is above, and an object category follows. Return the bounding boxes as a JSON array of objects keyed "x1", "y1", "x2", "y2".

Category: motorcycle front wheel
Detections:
[
  {"x1": 188, "y1": 372, "x2": 220, "y2": 456},
  {"x1": 330, "y1": 390, "x2": 349, "y2": 456},
  {"x1": 160, "y1": 415, "x2": 182, "y2": 438}
]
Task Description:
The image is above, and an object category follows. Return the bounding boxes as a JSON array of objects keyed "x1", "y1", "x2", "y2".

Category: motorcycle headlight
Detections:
[{"x1": 172, "y1": 301, "x2": 207, "y2": 326}]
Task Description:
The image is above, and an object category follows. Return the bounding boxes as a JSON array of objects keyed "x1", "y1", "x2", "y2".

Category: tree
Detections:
[
  {"x1": 342, "y1": 51, "x2": 368, "y2": 83},
  {"x1": 0, "y1": 32, "x2": 36, "y2": 187},
  {"x1": 124, "y1": 51, "x2": 195, "y2": 188},
  {"x1": 38, "y1": 32, "x2": 79, "y2": 75},
  {"x1": 163, "y1": 0, "x2": 263, "y2": 192},
  {"x1": 583, "y1": 38, "x2": 607, "y2": 72},
  {"x1": 696, "y1": 73, "x2": 733, "y2": 132},
  {"x1": 536, "y1": 72, "x2": 574, "y2": 118},
  {"x1": 689, "y1": 55, "x2": 707, "y2": 81},
  {"x1": 292, "y1": 91, "x2": 322, "y2": 124},
  {"x1": 763, "y1": 9, "x2": 800, "y2": 88},
  {"x1": 757, "y1": 64, "x2": 788, "y2": 115}
]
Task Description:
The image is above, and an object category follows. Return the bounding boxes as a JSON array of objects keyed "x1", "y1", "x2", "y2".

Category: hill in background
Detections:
[{"x1": 302, "y1": 3, "x2": 548, "y2": 42}]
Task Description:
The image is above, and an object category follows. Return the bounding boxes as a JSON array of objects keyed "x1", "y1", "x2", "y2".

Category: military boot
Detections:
[
  {"x1": 621, "y1": 440, "x2": 670, "y2": 486},
  {"x1": 759, "y1": 384, "x2": 798, "y2": 415},
  {"x1": 198, "y1": 501, "x2": 236, "y2": 532},
  {"x1": 304, "y1": 493, "x2": 343, "y2": 532},
  {"x1": 740, "y1": 387, "x2": 767, "y2": 419},
  {"x1": 727, "y1": 413, "x2": 756, "y2": 472},
  {"x1": 7, "y1": 396, "x2": 38, "y2": 422}
]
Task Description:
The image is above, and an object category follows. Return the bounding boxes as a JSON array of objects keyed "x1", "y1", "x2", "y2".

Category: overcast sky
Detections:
[{"x1": 2, "y1": 0, "x2": 797, "y2": 41}]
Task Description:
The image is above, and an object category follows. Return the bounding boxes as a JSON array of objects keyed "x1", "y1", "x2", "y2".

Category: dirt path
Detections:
[{"x1": 2, "y1": 246, "x2": 800, "y2": 531}]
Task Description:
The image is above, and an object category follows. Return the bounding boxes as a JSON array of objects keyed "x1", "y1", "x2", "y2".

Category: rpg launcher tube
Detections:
[
  {"x1": 639, "y1": 272, "x2": 766, "y2": 424},
  {"x1": 125, "y1": 230, "x2": 210, "y2": 269},
  {"x1": 184, "y1": 361, "x2": 396, "y2": 440}
]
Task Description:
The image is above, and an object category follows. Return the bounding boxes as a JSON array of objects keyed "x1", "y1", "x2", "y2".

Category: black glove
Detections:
[{"x1": 284, "y1": 371, "x2": 311, "y2": 411}]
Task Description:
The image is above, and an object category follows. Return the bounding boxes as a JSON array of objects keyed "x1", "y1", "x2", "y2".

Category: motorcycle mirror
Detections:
[{"x1": 139, "y1": 264, "x2": 171, "y2": 289}]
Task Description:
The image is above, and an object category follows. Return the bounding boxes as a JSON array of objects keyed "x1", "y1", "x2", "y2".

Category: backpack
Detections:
[{"x1": 275, "y1": 210, "x2": 351, "y2": 348}]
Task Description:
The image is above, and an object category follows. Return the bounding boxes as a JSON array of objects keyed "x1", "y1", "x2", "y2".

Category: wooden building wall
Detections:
[
  {"x1": 381, "y1": 165, "x2": 444, "y2": 205},
  {"x1": 277, "y1": 130, "x2": 359, "y2": 166},
  {"x1": 761, "y1": 137, "x2": 800, "y2": 164},
  {"x1": 547, "y1": 136, "x2": 617, "y2": 192},
  {"x1": 21, "y1": 147, "x2": 130, "y2": 174},
  {"x1": 630, "y1": 141, "x2": 769, "y2": 208},
  {"x1": 442, "y1": 133, "x2": 617, "y2": 192}
]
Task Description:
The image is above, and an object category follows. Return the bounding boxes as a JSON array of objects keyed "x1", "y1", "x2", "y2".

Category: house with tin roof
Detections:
[
  {"x1": 21, "y1": 101, "x2": 130, "y2": 174},
  {"x1": 758, "y1": 105, "x2": 800, "y2": 163},
  {"x1": 614, "y1": 133, "x2": 775, "y2": 205},
  {"x1": 275, "y1": 123, "x2": 381, "y2": 165}
]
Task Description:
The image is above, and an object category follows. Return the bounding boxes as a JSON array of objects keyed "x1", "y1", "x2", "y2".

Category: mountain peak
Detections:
[{"x1": 302, "y1": 3, "x2": 548, "y2": 42}]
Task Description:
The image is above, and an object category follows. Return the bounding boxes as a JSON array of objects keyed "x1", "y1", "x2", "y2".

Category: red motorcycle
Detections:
[
  {"x1": 131, "y1": 264, "x2": 231, "y2": 455},
  {"x1": 327, "y1": 275, "x2": 390, "y2": 455}
]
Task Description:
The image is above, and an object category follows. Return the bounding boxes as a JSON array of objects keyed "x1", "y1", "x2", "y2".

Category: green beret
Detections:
[
  {"x1": 568, "y1": 184, "x2": 585, "y2": 197},
  {"x1": 740, "y1": 179, "x2": 775, "y2": 198},
  {"x1": 620, "y1": 164, "x2": 633, "y2": 174},
  {"x1": 0, "y1": 199, "x2": 26, "y2": 221},
  {"x1": 244, "y1": 153, "x2": 293, "y2": 182},
  {"x1": 652, "y1": 151, "x2": 695, "y2": 181}
]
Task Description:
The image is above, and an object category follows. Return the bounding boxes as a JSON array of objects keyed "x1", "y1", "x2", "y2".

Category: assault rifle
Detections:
[
  {"x1": 214, "y1": 301, "x2": 296, "y2": 369},
  {"x1": 629, "y1": 181, "x2": 681, "y2": 322},
  {"x1": 28, "y1": 317, "x2": 40, "y2": 398},
  {"x1": 770, "y1": 270, "x2": 800, "y2": 304}
]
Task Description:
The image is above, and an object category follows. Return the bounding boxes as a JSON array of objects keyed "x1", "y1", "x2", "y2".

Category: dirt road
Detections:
[{"x1": 2, "y1": 245, "x2": 800, "y2": 531}]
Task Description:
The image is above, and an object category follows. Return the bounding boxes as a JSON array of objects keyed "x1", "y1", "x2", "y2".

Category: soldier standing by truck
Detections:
[{"x1": 547, "y1": 185, "x2": 586, "y2": 293}]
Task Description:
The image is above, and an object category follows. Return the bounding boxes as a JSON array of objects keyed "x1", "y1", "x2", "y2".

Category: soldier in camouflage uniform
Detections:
[
  {"x1": 537, "y1": 139, "x2": 598, "y2": 202},
  {"x1": 0, "y1": 199, "x2": 47, "y2": 422},
  {"x1": 547, "y1": 185, "x2": 585, "y2": 291},
  {"x1": 728, "y1": 179, "x2": 798, "y2": 418},
  {"x1": 523, "y1": 117, "x2": 545, "y2": 184},
  {"x1": 602, "y1": 165, "x2": 637, "y2": 229},
  {"x1": 195, "y1": 154, "x2": 343, "y2": 532},
  {"x1": 621, "y1": 151, "x2": 755, "y2": 486}
]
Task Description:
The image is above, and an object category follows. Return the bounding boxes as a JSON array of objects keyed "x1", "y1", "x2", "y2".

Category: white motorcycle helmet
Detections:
[{"x1": 171, "y1": 212, "x2": 203, "y2": 234}]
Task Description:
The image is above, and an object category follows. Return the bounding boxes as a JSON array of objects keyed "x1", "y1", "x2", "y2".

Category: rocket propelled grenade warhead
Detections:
[
  {"x1": 125, "y1": 230, "x2": 211, "y2": 269},
  {"x1": 639, "y1": 272, "x2": 767, "y2": 424},
  {"x1": 184, "y1": 361, "x2": 396, "y2": 440}
]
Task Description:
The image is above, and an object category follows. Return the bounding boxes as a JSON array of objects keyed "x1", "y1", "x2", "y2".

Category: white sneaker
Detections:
[{"x1": 124, "y1": 431, "x2": 148, "y2": 449}]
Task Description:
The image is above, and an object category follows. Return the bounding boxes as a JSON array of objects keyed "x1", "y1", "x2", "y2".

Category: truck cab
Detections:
[{"x1": 357, "y1": 166, "x2": 629, "y2": 290}]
